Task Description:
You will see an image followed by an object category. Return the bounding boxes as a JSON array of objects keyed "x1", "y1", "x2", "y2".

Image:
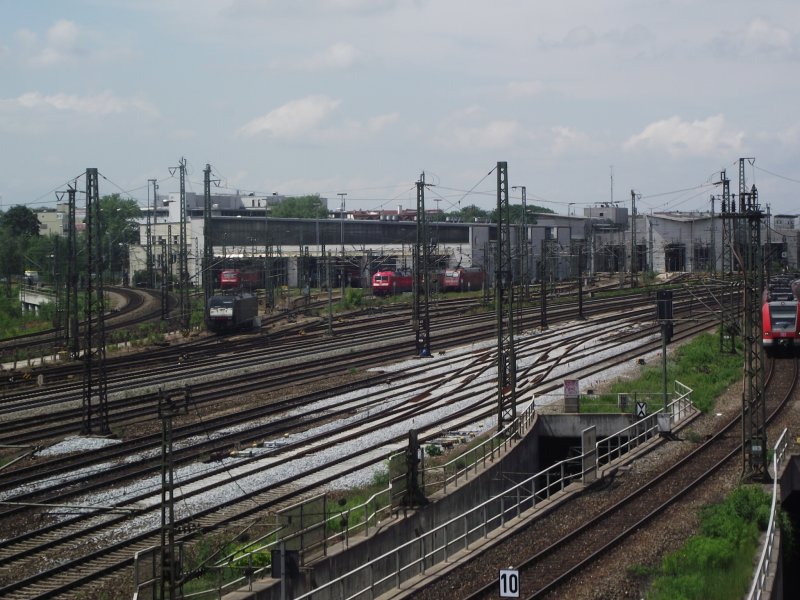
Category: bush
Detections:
[
  {"x1": 646, "y1": 485, "x2": 773, "y2": 600},
  {"x1": 341, "y1": 288, "x2": 364, "y2": 309},
  {"x1": 425, "y1": 444, "x2": 443, "y2": 457}
]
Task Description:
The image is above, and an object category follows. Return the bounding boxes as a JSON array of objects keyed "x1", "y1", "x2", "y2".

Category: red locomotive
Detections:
[
  {"x1": 372, "y1": 270, "x2": 414, "y2": 295},
  {"x1": 441, "y1": 267, "x2": 485, "y2": 292},
  {"x1": 219, "y1": 268, "x2": 259, "y2": 290}
]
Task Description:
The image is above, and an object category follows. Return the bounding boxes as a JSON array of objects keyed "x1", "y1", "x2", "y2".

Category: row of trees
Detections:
[
  {"x1": 0, "y1": 195, "x2": 140, "y2": 291},
  {"x1": 271, "y1": 194, "x2": 555, "y2": 224}
]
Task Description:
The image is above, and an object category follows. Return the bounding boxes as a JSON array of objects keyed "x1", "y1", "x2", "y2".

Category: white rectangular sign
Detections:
[{"x1": 499, "y1": 568, "x2": 519, "y2": 598}]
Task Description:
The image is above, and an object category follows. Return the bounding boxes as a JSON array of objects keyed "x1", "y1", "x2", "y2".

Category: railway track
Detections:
[
  {"x1": 0, "y1": 284, "x2": 722, "y2": 448},
  {"x1": 0, "y1": 299, "x2": 724, "y2": 598},
  {"x1": 451, "y1": 355, "x2": 799, "y2": 600}
]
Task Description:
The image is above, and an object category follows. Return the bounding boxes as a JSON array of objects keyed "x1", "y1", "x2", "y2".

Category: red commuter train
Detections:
[
  {"x1": 372, "y1": 270, "x2": 414, "y2": 295},
  {"x1": 762, "y1": 276, "x2": 800, "y2": 355}
]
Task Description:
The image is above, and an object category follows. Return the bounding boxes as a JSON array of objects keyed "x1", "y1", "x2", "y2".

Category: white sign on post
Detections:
[
  {"x1": 499, "y1": 568, "x2": 520, "y2": 598},
  {"x1": 635, "y1": 401, "x2": 647, "y2": 418}
]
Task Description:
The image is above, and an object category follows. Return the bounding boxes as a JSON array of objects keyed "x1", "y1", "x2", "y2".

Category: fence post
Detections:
[{"x1": 323, "y1": 495, "x2": 328, "y2": 557}]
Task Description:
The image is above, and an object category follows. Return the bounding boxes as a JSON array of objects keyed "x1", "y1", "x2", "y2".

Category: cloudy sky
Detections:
[{"x1": 2, "y1": 0, "x2": 799, "y2": 216}]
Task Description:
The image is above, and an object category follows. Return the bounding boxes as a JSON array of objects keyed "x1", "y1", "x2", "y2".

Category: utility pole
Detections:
[
  {"x1": 495, "y1": 161, "x2": 517, "y2": 432},
  {"x1": 413, "y1": 173, "x2": 431, "y2": 356},
  {"x1": 575, "y1": 240, "x2": 585, "y2": 320},
  {"x1": 169, "y1": 158, "x2": 190, "y2": 331},
  {"x1": 709, "y1": 195, "x2": 716, "y2": 275},
  {"x1": 512, "y1": 185, "x2": 529, "y2": 302},
  {"x1": 326, "y1": 251, "x2": 333, "y2": 335},
  {"x1": 202, "y1": 165, "x2": 218, "y2": 308},
  {"x1": 719, "y1": 170, "x2": 736, "y2": 354},
  {"x1": 540, "y1": 239, "x2": 549, "y2": 329},
  {"x1": 81, "y1": 168, "x2": 110, "y2": 435},
  {"x1": 147, "y1": 179, "x2": 157, "y2": 289},
  {"x1": 738, "y1": 158, "x2": 766, "y2": 481},
  {"x1": 58, "y1": 185, "x2": 80, "y2": 357},
  {"x1": 159, "y1": 389, "x2": 188, "y2": 600},
  {"x1": 629, "y1": 195, "x2": 636, "y2": 281},
  {"x1": 338, "y1": 192, "x2": 347, "y2": 299}
]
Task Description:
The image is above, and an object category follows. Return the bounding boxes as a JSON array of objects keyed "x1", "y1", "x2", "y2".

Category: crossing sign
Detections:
[
  {"x1": 635, "y1": 402, "x2": 647, "y2": 418},
  {"x1": 499, "y1": 568, "x2": 519, "y2": 597}
]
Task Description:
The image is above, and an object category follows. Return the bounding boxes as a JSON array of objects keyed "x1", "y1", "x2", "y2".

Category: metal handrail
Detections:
[{"x1": 747, "y1": 427, "x2": 788, "y2": 600}]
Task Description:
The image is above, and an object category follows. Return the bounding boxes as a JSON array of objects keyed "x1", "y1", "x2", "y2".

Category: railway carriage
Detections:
[
  {"x1": 762, "y1": 275, "x2": 800, "y2": 354},
  {"x1": 207, "y1": 293, "x2": 259, "y2": 333},
  {"x1": 442, "y1": 267, "x2": 485, "y2": 292},
  {"x1": 219, "y1": 268, "x2": 259, "y2": 290}
]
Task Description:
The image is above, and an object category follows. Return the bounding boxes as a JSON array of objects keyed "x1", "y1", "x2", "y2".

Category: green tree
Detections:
[
  {"x1": 1, "y1": 205, "x2": 40, "y2": 237},
  {"x1": 489, "y1": 203, "x2": 554, "y2": 224},
  {"x1": 0, "y1": 205, "x2": 41, "y2": 290},
  {"x1": 98, "y1": 194, "x2": 141, "y2": 283},
  {"x1": 452, "y1": 204, "x2": 490, "y2": 223},
  {"x1": 271, "y1": 195, "x2": 328, "y2": 219}
]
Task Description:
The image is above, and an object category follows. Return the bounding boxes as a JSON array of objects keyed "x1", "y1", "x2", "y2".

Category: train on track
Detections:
[
  {"x1": 441, "y1": 267, "x2": 486, "y2": 292},
  {"x1": 372, "y1": 270, "x2": 414, "y2": 295},
  {"x1": 762, "y1": 274, "x2": 800, "y2": 355},
  {"x1": 219, "y1": 268, "x2": 260, "y2": 290},
  {"x1": 372, "y1": 267, "x2": 487, "y2": 296},
  {"x1": 207, "y1": 293, "x2": 260, "y2": 333}
]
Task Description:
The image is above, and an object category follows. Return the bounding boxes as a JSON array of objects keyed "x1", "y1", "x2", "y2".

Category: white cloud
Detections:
[
  {"x1": 366, "y1": 112, "x2": 400, "y2": 133},
  {"x1": 0, "y1": 90, "x2": 159, "y2": 117},
  {"x1": 237, "y1": 95, "x2": 342, "y2": 138},
  {"x1": 446, "y1": 120, "x2": 519, "y2": 149},
  {"x1": 562, "y1": 25, "x2": 597, "y2": 48},
  {"x1": 21, "y1": 19, "x2": 84, "y2": 67},
  {"x1": 623, "y1": 115, "x2": 744, "y2": 157},
  {"x1": 434, "y1": 106, "x2": 519, "y2": 149},
  {"x1": 549, "y1": 126, "x2": 603, "y2": 156},
  {"x1": 296, "y1": 111, "x2": 401, "y2": 144},
  {"x1": 291, "y1": 42, "x2": 361, "y2": 70},
  {"x1": 711, "y1": 17, "x2": 798, "y2": 60},
  {"x1": 507, "y1": 80, "x2": 546, "y2": 98},
  {"x1": 220, "y1": 0, "x2": 402, "y2": 21}
]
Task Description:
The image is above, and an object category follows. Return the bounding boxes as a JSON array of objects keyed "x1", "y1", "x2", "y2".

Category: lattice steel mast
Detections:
[
  {"x1": 739, "y1": 158, "x2": 766, "y2": 480},
  {"x1": 147, "y1": 178, "x2": 157, "y2": 289},
  {"x1": 719, "y1": 169, "x2": 737, "y2": 353},
  {"x1": 170, "y1": 158, "x2": 190, "y2": 330},
  {"x1": 81, "y1": 168, "x2": 110, "y2": 435},
  {"x1": 60, "y1": 184, "x2": 80, "y2": 357},
  {"x1": 495, "y1": 161, "x2": 517, "y2": 431},
  {"x1": 203, "y1": 164, "x2": 215, "y2": 306},
  {"x1": 412, "y1": 172, "x2": 432, "y2": 356}
]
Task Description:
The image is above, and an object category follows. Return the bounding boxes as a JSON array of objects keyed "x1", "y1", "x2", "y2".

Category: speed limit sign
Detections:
[{"x1": 499, "y1": 568, "x2": 519, "y2": 597}]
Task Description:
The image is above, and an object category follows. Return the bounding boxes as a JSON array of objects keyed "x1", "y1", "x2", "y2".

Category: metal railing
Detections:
[
  {"x1": 747, "y1": 427, "x2": 789, "y2": 600},
  {"x1": 420, "y1": 401, "x2": 537, "y2": 496},
  {"x1": 597, "y1": 379, "x2": 694, "y2": 466},
  {"x1": 294, "y1": 444, "x2": 589, "y2": 599},
  {"x1": 294, "y1": 385, "x2": 694, "y2": 600},
  {"x1": 140, "y1": 384, "x2": 694, "y2": 600}
]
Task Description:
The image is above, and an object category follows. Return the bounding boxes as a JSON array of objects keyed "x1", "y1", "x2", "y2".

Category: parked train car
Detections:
[
  {"x1": 207, "y1": 293, "x2": 259, "y2": 333},
  {"x1": 372, "y1": 270, "x2": 414, "y2": 295},
  {"x1": 441, "y1": 267, "x2": 485, "y2": 292},
  {"x1": 762, "y1": 275, "x2": 800, "y2": 354},
  {"x1": 219, "y1": 268, "x2": 260, "y2": 290}
]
